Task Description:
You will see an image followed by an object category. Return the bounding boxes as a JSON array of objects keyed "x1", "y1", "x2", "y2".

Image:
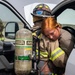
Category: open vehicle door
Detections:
[{"x1": 51, "y1": 0, "x2": 75, "y2": 75}]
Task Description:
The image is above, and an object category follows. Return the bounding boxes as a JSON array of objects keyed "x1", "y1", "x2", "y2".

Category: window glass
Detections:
[
  {"x1": 0, "y1": 4, "x2": 24, "y2": 41},
  {"x1": 57, "y1": 8, "x2": 75, "y2": 29},
  {"x1": 6, "y1": 23, "x2": 15, "y2": 32}
]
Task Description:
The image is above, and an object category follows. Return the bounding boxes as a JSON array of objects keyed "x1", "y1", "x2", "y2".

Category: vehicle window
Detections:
[
  {"x1": 0, "y1": 4, "x2": 24, "y2": 41},
  {"x1": 57, "y1": 8, "x2": 75, "y2": 29}
]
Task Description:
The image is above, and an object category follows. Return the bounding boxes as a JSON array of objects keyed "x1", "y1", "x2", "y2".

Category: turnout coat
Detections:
[{"x1": 32, "y1": 23, "x2": 75, "y2": 68}]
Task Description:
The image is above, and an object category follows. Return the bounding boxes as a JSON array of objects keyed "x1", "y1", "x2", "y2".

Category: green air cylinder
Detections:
[{"x1": 15, "y1": 28, "x2": 32, "y2": 75}]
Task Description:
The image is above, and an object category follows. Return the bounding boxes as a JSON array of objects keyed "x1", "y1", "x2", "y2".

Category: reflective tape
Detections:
[
  {"x1": 0, "y1": 37, "x2": 4, "y2": 40},
  {"x1": 36, "y1": 50, "x2": 48, "y2": 57},
  {"x1": 50, "y1": 47, "x2": 65, "y2": 61},
  {"x1": 38, "y1": 33, "x2": 42, "y2": 38},
  {"x1": 36, "y1": 47, "x2": 64, "y2": 61},
  {"x1": 52, "y1": 73, "x2": 57, "y2": 75},
  {"x1": 32, "y1": 32, "x2": 42, "y2": 39},
  {"x1": 32, "y1": 32, "x2": 36, "y2": 36}
]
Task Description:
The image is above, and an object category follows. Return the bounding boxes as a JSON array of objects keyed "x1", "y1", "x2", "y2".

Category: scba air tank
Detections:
[{"x1": 15, "y1": 28, "x2": 32, "y2": 75}]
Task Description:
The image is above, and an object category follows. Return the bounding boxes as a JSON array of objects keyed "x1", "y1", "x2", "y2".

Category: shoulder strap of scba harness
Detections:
[
  {"x1": 32, "y1": 29, "x2": 41, "y2": 38},
  {"x1": 32, "y1": 29, "x2": 41, "y2": 74}
]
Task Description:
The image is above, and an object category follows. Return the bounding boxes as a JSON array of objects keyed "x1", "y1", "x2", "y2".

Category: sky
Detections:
[{"x1": 7, "y1": 0, "x2": 64, "y2": 5}]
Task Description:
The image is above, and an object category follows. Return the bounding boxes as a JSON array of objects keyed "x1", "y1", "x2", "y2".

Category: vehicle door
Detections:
[
  {"x1": 51, "y1": 0, "x2": 75, "y2": 29},
  {"x1": 51, "y1": 0, "x2": 75, "y2": 75},
  {"x1": 0, "y1": 0, "x2": 30, "y2": 43}
]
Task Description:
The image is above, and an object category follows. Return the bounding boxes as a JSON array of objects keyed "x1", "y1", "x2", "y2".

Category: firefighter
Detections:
[
  {"x1": 31, "y1": 4, "x2": 57, "y2": 75},
  {"x1": 0, "y1": 19, "x2": 4, "y2": 41},
  {"x1": 41, "y1": 17, "x2": 75, "y2": 75}
]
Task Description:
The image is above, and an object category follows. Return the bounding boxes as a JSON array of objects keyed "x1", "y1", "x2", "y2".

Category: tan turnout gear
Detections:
[
  {"x1": 32, "y1": 17, "x2": 67, "y2": 68},
  {"x1": 32, "y1": 17, "x2": 74, "y2": 75},
  {"x1": 32, "y1": 4, "x2": 61, "y2": 75},
  {"x1": 35, "y1": 33, "x2": 67, "y2": 67}
]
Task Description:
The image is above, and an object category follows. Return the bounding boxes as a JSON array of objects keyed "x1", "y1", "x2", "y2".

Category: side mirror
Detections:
[{"x1": 5, "y1": 22, "x2": 19, "y2": 39}]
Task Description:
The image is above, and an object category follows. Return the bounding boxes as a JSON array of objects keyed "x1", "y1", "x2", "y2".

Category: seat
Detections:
[
  {"x1": 63, "y1": 26, "x2": 75, "y2": 37},
  {"x1": 3, "y1": 42, "x2": 15, "y2": 63}
]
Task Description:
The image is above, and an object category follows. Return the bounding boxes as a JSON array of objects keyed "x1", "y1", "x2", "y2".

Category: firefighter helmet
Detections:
[{"x1": 31, "y1": 4, "x2": 51, "y2": 17}]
